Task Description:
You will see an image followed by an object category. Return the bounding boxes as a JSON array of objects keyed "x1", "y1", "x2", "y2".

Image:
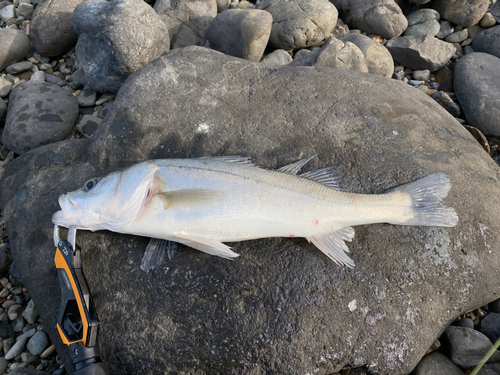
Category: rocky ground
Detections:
[{"x1": 0, "y1": 0, "x2": 500, "y2": 373}]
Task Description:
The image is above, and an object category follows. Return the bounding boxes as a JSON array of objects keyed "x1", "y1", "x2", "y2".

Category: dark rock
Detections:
[
  {"x1": 443, "y1": 326, "x2": 500, "y2": 367},
  {"x1": 341, "y1": 0, "x2": 407, "y2": 39},
  {"x1": 2, "y1": 81, "x2": 79, "y2": 154},
  {"x1": 74, "y1": 0, "x2": 170, "y2": 94},
  {"x1": 480, "y1": 312, "x2": 500, "y2": 342},
  {"x1": 433, "y1": 65, "x2": 454, "y2": 92},
  {"x1": 386, "y1": 35, "x2": 455, "y2": 72},
  {"x1": 29, "y1": 0, "x2": 85, "y2": 57},
  {"x1": 454, "y1": 53, "x2": 500, "y2": 136},
  {"x1": 432, "y1": 0, "x2": 489, "y2": 27},
  {"x1": 77, "y1": 86, "x2": 97, "y2": 107},
  {"x1": 206, "y1": 9, "x2": 272, "y2": 62},
  {"x1": 430, "y1": 91, "x2": 461, "y2": 117},
  {"x1": 0, "y1": 248, "x2": 12, "y2": 273},
  {"x1": 0, "y1": 323, "x2": 15, "y2": 339},
  {"x1": 154, "y1": 0, "x2": 216, "y2": 50},
  {"x1": 76, "y1": 114, "x2": 102, "y2": 138},
  {"x1": 6, "y1": 61, "x2": 34, "y2": 75},
  {"x1": 27, "y1": 331, "x2": 49, "y2": 356},
  {"x1": 452, "y1": 317, "x2": 475, "y2": 328},
  {"x1": 1, "y1": 47, "x2": 500, "y2": 375},
  {"x1": 258, "y1": 0, "x2": 338, "y2": 49},
  {"x1": 44, "y1": 74, "x2": 66, "y2": 87},
  {"x1": 472, "y1": 25, "x2": 500, "y2": 59},
  {"x1": 436, "y1": 20, "x2": 454, "y2": 39},
  {"x1": 404, "y1": 9, "x2": 440, "y2": 37},
  {"x1": 490, "y1": 298, "x2": 500, "y2": 313},
  {"x1": 0, "y1": 28, "x2": 30, "y2": 71},
  {"x1": 412, "y1": 352, "x2": 464, "y2": 375},
  {"x1": 337, "y1": 33, "x2": 394, "y2": 77},
  {"x1": 477, "y1": 363, "x2": 500, "y2": 375}
]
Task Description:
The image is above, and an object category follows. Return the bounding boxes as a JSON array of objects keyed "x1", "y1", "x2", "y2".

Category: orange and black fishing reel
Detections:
[{"x1": 54, "y1": 225, "x2": 108, "y2": 375}]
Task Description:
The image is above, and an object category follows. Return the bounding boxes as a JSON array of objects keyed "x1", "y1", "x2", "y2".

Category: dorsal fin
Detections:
[
  {"x1": 278, "y1": 154, "x2": 318, "y2": 175},
  {"x1": 299, "y1": 167, "x2": 344, "y2": 190},
  {"x1": 197, "y1": 155, "x2": 255, "y2": 165}
]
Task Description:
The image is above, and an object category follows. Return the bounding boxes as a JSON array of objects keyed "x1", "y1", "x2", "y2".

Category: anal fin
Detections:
[
  {"x1": 175, "y1": 232, "x2": 240, "y2": 259},
  {"x1": 306, "y1": 227, "x2": 355, "y2": 267},
  {"x1": 140, "y1": 238, "x2": 178, "y2": 272}
]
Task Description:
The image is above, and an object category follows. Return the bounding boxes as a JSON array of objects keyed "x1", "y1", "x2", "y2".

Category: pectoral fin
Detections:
[
  {"x1": 140, "y1": 238, "x2": 178, "y2": 272},
  {"x1": 158, "y1": 189, "x2": 226, "y2": 210},
  {"x1": 174, "y1": 232, "x2": 240, "y2": 259},
  {"x1": 306, "y1": 227, "x2": 355, "y2": 267}
]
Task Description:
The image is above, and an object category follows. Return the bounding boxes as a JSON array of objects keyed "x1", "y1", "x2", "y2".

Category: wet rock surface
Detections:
[{"x1": 1, "y1": 47, "x2": 500, "y2": 375}]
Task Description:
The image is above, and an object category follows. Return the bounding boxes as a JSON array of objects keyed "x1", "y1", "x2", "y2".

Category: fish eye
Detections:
[{"x1": 84, "y1": 178, "x2": 99, "y2": 191}]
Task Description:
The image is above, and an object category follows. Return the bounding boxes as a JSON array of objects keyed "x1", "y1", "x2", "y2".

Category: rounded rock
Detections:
[
  {"x1": 0, "y1": 28, "x2": 30, "y2": 71},
  {"x1": 7, "y1": 304, "x2": 23, "y2": 320},
  {"x1": 0, "y1": 356, "x2": 6, "y2": 374},
  {"x1": 479, "y1": 12, "x2": 497, "y2": 28},
  {"x1": 413, "y1": 352, "x2": 464, "y2": 375},
  {"x1": 206, "y1": 9, "x2": 273, "y2": 62},
  {"x1": 11, "y1": 315, "x2": 27, "y2": 332},
  {"x1": 261, "y1": 49, "x2": 293, "y2": 67},
  {"x1": 472, "y1": 25, "x2": 500, "y2": 58},
  {"x1": 337, "y1": 33, "x2": 394, "y2": 77},
  {"x1": 30, "y1": 71, "x2": 45, "y2": 82},
  {"x1": 404, "y1": 9, "x2": 440, "y2": 37},
  {"x1": 258, "y1": 0, "x2": 338, "y2": 49},
  {"x1": 445, "y1": 29, "x2": 469, "y2": 43},
  {"x1": 432, "y1": 0, "x2": 489, "y2": 27},
  {"x1": 22, "y1": 299, "x2": 39, "y2": 324},
  {"x1": 2, "y1": 81, "x2": 79, "y2": 154},
  {"x1": 454, "y1": 52, "x2": 500, "y2": 136},
  {"x1": 436, "y1": 20, "x2": 454, "y2": 39},
  {"x1": 6, "y1": 61, "x2": 34, "y2": 75},
  {"x1": 5, "y1": 337, "x2": 27, "y2": 360},
  {"x1": 27, "y1": 331, "x2": 49, "y2": 356},
  {"x1": 444, "y1": 326, "x2": 500, "y2": 367}
]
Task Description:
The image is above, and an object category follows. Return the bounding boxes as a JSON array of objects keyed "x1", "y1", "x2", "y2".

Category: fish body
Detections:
[{"x1": 52, "y1": 156, "x2": 458, "y2": 267}]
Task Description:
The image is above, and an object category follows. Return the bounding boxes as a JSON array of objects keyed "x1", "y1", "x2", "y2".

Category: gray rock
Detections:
[
  {"x1": 477, "y1": 363, "x2": 500, "y2": 375},
  {"x1": 1, "y1": 46, "x2": 500, "y2": 375},
  {"x1": 26, "y1": 331, "x2": 48, "y2": 356},
  {"x1": 430, "y1": 91, "x2": 461, "y2": 117},
  {"x1": 0, "y1": 4, "x2": 14, "y2": 22},
  {"x1": 464, "y1": 45, "x2": 475, "y2": 55},
  {"x1": 0, "y1": 28, "x2": 30, "y2": 71},
  {"x1": 454, "y1": 53, "x2": 500, "y2": 136},
  {"x1": 453, "y1": 317, "x2": 475, "y2": 328},
  {"x1": 386, "y1": 35, "x2": 455, "y2": 72},
  {"x1": 258, "y1": 0, "x2": 338, "y2": 49},
  {"x1": 412, "y1": 69, "x2": 430, "y2": 81},
  {"x1": 432, "y1": 0, "x2": 489, "y2": 27},
  {"x1": 2, "y1": 81, "x2": 79, "y2": 154},
  {"x1": 3, "y1": 337, "x2": 14, "y2": 352},
  {"x1": 479, "y1": 12, "x2": 496, "y2": 28},
  {"x1": 7, "y1": 304, "x2": 23, "y2": 320},
  {"x1": 289, "y1": 38, "x2": 369, "y2": 74},
  {"x1": 413, "y1": 352, "x2": 464, "y2": 375},
  {"x1": 0, "y1": 76, "x2": 12, "y2": 98},
  {"x1": 76, "y1": 114, "x2": 102, "y2": 138},
  {"x1": 21, "y1": 352, "x2": 40, "y2": 364},
  {"x1": 436, "y1": 21, "x2": 454, "y2": 39},
  {"x1": 22, "y1": 300, "x2": 38, "y2": 324},
  {"x1": 480, "y1": 312, "x2": 500, "y2": 341},
  {"x1": 338, "y1": 33, "x2": 394, "y2": 77},
  {"x1": 341, "y1": 0, "x2": 407, "y2": 39},
  {"x1": 6, "y1": 61, "x2": 33, "y2": 75},
  {"x1": 0, "y1": 356, "x2": 7, "y2": 374},
  {"x1": 77, "y1": 86, "x2": 97, "y2": 107},
  {"x1": 5, "y1": 337, "x2": 27, "y2": 360},
  {"x1": 404, "y1": 9, "x2": 440, "y2": 37},
  {"x1": 154, "y1": 0, "x2": 216, "y2": 50},
  {"x1": 216, "y1": 0, "x2": 231, "y2": 12},
  {"x1": 95, "y1": 92, "x2": 115, "y2": 106},
  {"x1": 261, "y1": 49, "x2": 293, "y2": 67},
  {"x1": 11, "y1": 316, "x2": 26, "y2": 332},
  {"x1": 472, "y1": 25, "x2": 500, "y2": 59},
  {"x1": 206, "y1": 9, "x2": 272, "y2": 61},
  {"x1": 40, "y1": 344, "x2": 55, "y2": 359},
  {"x1": 44, "y1": 74, "x2": 66, "y2": 87},
  {"x1": 445, "y1": 29, "x2": 469, "y2": 43},
  {"x1": 16, "y1": 327, "x2": 36, "y2": 342},
  {"x1": 30, "y1": 71, "x2": 45, "y2": 82},
  {"x1": 74, "y1": 0, "x2": 170, "y2": 94},
  {"x1": 444, "y1": 326, "x2": 500, "y2": 367},
  {"x1": 17, "y1": 3, "x2": 33, "y2": 18},
  {"x1": 29, "y1": 0, "x2": 85, "y2": 57}
]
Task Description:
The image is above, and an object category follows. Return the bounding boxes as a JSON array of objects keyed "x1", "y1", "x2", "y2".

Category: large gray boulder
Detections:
[
  {"x1": 29, "y1": 0, "x2": 86, "y2": 57},
  {"x1": 73, "y1": 0, "x2": 170, "y2": 94},
  {"x1": 386, "y1": 35, "x2": 455, "y2": 72},
  {"x1": 0, "y1": 28, "x2": 30, "y2": 71},
  {"x1": 340, "y1": 0, "x2": 407, "y2": 39},
  {"x1": 1, "y1": 47, "x2": 500, "y2": 375},
  {"x1": 258, "y1": 0, "x2": 338, "y2": 49},
  {"x1": 432, "y1": 0, "x2": 490, "y2": 27},
  {"x1": 454, "y1": 53, "x2": 500, "y2": 137},
  {"x1": 2, "y1": 81, "x2": 79, "y2": 155},
  {"x1": 154, "y1": 0, "x2": 217, "y2": 50}
]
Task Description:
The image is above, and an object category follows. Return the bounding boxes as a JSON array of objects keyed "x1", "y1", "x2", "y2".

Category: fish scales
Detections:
[{"x1": 52, "y1": 155, "x2": 458, "y2": 267}]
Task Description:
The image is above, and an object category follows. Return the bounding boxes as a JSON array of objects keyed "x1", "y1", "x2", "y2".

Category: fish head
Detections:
[{"x1": 52, "y1": 162, "x2": 159, "y2": 231}]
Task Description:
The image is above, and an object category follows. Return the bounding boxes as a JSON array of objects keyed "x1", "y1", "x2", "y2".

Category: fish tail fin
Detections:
[{"x1": 387, "y1": 173, "x2": 458, "y2": 227}]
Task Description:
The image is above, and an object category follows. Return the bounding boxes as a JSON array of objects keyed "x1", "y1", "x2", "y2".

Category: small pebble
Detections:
[
  {"x1": 0, "y1": 311, "x2": 8, "y2": 324},
  {"x1": 33, "y1": 52, "x2": 50, "y2": 63},
  {"x1": 427, "y1": 82, "x2": 439, "y2": 90},
  {"x1": 17, "y1": 327, "x2": 36, "y2": 342},
  {"x1": 5, "y1": 61, "x2": 34, "y2": 75},
  {"x1": 0, "y1": 287, "x2": 9, "y2": 298},
  {"x1": 40, "y1": 344, "x2": 56, "y2": 359},
  {"x1": 78, "y1": 85, "x2": 97, "y2": 107},
  {"x1": 464, "y1": 46, "x2": 474, "y2": 55},
  {"x1": 95, "y1": 92, "x2": 116, "y2": 106},
  {"x1": 0, "y1": 76, "x2": 13, "y2": 98},
  {"x1": 13, "y1": 295, "x2": 24, "y2": 304},
  {"x1": 0, "y1": 356, "x2": 7, "y2": 373},
  {"x1": 413, "y1": 69, "x2": 430, "y2": 81},
  {"x1": 5, "y1": 338, "x2": 27, "y2": 360},
  {"x1": 2, "y1": 300, "x2": 15, "y2": 309},
  {"x1": 445, "y1": 29, "x2": 469, "y2": 43},
  {"x1": 21, "y1": 352, "x2": 40, "y2": 364},
  {"x1": 12, "y1": 315, "x2": 27, "y2": 332},
  {"x1": 7, "y1": 304, "x2": 23, "y2": 320},
  {"x1": 22, "y1": 299, "x2": 39, "y2": 324},
  {"x1": 77, "y1": 115, "x2": 102, "y2": 138},
  {"x1": 27, "y1": 331, "x2": 49, "y2": 356},
  {"x1": 3, "y1": 337, "x2": 15, "y2": 353},
  {"x1": 408, "y1": 80, "x2": 421, "y2": 87}
]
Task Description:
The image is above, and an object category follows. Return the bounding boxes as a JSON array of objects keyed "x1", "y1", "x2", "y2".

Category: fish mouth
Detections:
[{"x1": 51, "y1": 195, "x2": 81, "y2": 227}]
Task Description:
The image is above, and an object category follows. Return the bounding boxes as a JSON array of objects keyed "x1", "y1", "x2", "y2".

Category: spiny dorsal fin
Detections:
[
  {"x1": 278, "y1": 154, "x2": 318, "y2": 175},
  {"x1": 306, "y1": 227, "x2": 355, "y2": 267},
  {"x1": 299, "y1": 167, "x2": 344, "y2": 190},
  {"x1": 197, "y1": 155, "x2": 255, "y2": 165},
  {"x1": 158, "y1": 189, "x2": 226, "y2": 210}
]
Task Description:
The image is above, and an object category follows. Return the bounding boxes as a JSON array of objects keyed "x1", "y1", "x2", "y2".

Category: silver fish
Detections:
[{"x1": 52, "y1": 155, "x2": 458, "y2": 268}]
